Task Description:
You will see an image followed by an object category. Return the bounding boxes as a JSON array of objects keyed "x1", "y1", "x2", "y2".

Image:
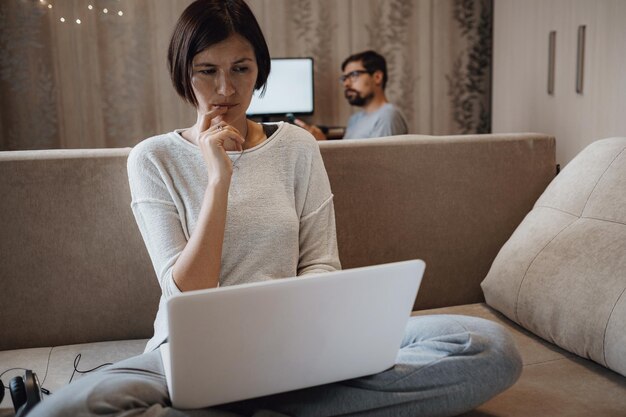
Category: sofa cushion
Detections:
[
  {"x1": 481, "y1": 137, "x2": 626, "y2": 376},
  {"x1": 413, "y1": 303, "x2": 626, "y2": 417}
]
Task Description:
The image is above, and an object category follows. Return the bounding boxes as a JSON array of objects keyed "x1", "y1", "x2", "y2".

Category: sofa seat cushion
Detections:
[
  {"x1": 413, "y1": 303, "x2": 626, "y2": 416},
  {"x1": 480, "y1": 137, "x2": 626, "y2": 376},
  {"x1": 3, "y1": 306, "x2": 625, "y2": 416},
  {"x1": 0, "y1": 339, "x2": 147, "y2": 410}
]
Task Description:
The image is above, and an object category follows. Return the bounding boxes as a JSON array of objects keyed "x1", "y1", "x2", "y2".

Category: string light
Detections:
[{"x1": 36, "y1": 1, "x2": 125, "y2": 25}]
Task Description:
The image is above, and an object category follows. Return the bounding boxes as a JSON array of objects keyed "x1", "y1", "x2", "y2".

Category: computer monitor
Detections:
[{"x1": 247, "y1": 57, "x2": 314, "y2": 118}]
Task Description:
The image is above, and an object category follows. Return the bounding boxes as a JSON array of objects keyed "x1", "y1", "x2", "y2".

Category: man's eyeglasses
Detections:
[{"x1": 339, "y1": 70, "x2": 371, "y2": 83}]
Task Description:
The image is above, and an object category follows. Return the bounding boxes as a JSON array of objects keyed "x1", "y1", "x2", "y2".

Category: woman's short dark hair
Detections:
[
  {"x1": 341, "y1": 50, "x2": 388, "y2": 90},
  {"x1": 168, "y1": 0, "x2": 271, "y2": 107}
]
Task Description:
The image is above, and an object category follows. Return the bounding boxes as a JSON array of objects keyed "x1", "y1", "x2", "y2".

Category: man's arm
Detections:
[{"x1": 294, "y1": 119, "x2": 327, "y2": 141}]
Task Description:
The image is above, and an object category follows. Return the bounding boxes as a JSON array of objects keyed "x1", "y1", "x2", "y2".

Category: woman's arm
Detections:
[
  {"x1": 172, "y1": 109, "x2": 245, "y2": 291},
  {"x1": 296, "y1": 139, "x2": 342, "y2": 275},
  {"x1": 129, "y1": 108, "x2": 245, "y2": 295},
  {"x1": 171, "y1": 179, "x2": 229, "y2": 290},
  {"x1": 298, "y1": 195, "x2": 341, "y2": 275}
]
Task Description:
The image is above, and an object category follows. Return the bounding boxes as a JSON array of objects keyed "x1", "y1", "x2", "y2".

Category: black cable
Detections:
[
  {"x1": 0, "y1": 367, "x2": 29, "y2": 379},
  {"x1": 69, "y1": 354, "x2": 113, "y2": 384},
  {"x1": 2, "y1": 352, "x2": 113, "y2": 397},
  {"x1": 39, "y1": 347, "x2": 53, "y2": 391}
]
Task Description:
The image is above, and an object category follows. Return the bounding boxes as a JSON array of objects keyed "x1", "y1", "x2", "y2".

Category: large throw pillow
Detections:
[{"x1": 481, "y1": 137, "x2": 626, "y2": 376}]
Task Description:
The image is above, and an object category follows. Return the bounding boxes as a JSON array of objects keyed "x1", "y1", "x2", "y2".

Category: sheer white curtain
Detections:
[{"x1": 0, "y1": 0, "x2": 491, "y2": 150}]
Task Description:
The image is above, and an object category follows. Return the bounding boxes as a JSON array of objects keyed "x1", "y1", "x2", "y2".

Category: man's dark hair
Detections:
[
  {"x1": 341, "y1": 50, "x2": 388, "y2": 90},
  {"x1": 168, "y1": 0, "x2": 271, "y2": 107}
]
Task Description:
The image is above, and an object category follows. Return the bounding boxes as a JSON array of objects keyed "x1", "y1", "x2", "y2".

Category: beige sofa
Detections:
[{"x1": 1, "y1": 133, "x2": 624, "y2": 416}]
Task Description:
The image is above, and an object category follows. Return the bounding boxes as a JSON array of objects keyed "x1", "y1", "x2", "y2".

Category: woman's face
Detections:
[{"x1": 190, "y1": 33, "x2": 259, "y2": 127}]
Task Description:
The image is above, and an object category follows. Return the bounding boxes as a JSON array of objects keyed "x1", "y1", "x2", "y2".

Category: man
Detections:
[{"x1": 296, "y1": 50, "x2": 408, "y2": 140}]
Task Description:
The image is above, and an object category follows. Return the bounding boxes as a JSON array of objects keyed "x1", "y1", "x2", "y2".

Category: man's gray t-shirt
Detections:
[{"x1": 343, "y1": 103, "x2": 408, "y2": 139}]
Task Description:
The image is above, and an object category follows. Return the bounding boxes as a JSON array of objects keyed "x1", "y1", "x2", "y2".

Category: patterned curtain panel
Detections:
[{"x1": 0, "y1": 0, "x2": 492, "y2": 150}]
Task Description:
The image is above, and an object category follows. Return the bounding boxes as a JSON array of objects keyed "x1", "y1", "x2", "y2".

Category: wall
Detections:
[
  {"x1": 0, "y1": 0, "x2": 492, "y2": 150},
  {"x1": 492, "y1": 0, "x2": 626, "y2": 166}
]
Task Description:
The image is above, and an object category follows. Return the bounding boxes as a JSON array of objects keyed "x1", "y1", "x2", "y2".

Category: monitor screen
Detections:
[{"x1": 247, "y1": 58, "x2": 314, "y2": 117}]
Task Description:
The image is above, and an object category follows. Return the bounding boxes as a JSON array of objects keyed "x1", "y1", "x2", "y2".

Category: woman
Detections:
[{"x1": 30, "y1": 1, "x2": 521, "y2": 416}]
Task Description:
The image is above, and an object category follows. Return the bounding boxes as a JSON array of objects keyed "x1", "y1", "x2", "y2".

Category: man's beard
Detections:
[{"x1": 345, "y1": 89, "x2": 373, "y2": 107}]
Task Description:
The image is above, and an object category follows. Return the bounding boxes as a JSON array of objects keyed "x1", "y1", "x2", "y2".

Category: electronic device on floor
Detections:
[
  {"x1": 160, "y1": 259, "x2": 425, "y2": 409},
  {"x1": 0, "y1": 370, "x2": 42, "y2": 417}
]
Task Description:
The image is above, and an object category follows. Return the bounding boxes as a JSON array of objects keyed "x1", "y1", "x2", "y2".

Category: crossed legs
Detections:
[{"x1": 29, "y1": 315, "x2": 522, "y2": 417}]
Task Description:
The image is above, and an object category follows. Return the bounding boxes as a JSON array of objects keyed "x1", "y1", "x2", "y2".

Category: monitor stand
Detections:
[{"x1": 255, "y1": 113, "x2": 295, "y2": 124}]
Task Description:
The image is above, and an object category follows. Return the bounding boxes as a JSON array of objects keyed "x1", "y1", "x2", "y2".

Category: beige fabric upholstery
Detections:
[
  {"x1": 482, "y1": 137, "x2": 626, "y2": 376},
  {"x1": 0, "y1": 149, "x2": 160, "y2": 351},
  {"x1": 0, "y1": 134, "x2": 555, "y2": 352},
  {"x1": 320, "y1": 133, "x2": 556, "y2": 309},
  {"x1": 4, "y1": 134, "x2": 626, "y2": 416},
  {"x1": 414, "y1": 304, "x2": 626, "y2": 417}
]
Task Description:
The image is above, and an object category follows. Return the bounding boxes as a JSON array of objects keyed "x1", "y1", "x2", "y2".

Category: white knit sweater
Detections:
[{"x1": 127, "y1": 122, "x2": 341, "y2": 352}]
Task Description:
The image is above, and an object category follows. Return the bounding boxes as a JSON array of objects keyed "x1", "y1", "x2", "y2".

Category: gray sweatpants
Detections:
[{"x1": 29, "y1": 315, "x2": 522, "y2": 417}]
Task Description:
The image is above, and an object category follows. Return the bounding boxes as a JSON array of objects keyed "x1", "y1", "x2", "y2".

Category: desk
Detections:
[{"x1": 325, "y1": 126, "x2": 345, "y2": 140}]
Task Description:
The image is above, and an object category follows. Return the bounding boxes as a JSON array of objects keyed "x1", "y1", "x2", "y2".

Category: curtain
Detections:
[{"x1": 0, "y1": 0, "x2": 492, "y2": 150}]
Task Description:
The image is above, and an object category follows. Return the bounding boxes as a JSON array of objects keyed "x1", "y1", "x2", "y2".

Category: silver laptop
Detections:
[{"x1": 160, "y1": 259, "x2": 425, "y2": 409}]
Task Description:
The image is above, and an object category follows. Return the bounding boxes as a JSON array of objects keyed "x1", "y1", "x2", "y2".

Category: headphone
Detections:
[
  {"x1": 0, "y1": 370, "x2": 43, "y2": 417},
  {"x1": 1, "y1": 354, "x2": 110, "y2": 416}
]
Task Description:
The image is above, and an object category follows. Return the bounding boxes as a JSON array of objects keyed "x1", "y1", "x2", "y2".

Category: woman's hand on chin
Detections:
[{"x1": 196, "y1": 107, "x2": 245, "y2": 180}]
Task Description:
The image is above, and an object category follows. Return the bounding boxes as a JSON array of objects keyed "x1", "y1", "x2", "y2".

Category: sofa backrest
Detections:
[
  {"x1": 319, "y1": 133, "x2": 556, "y2": 310},
  {"x1": 0, "y1": 149, "x2": 159, "y2": 351},
  {"x1": 0, "y1": 133, "x2": 555, "y2": 351}
]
